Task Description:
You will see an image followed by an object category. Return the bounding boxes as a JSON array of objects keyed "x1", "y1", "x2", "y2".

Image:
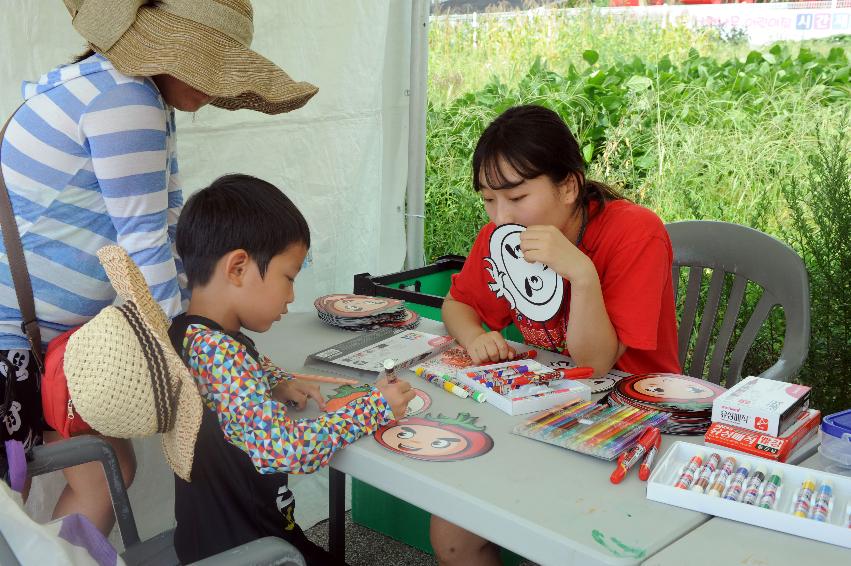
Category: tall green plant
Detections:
[{"x1": 780, "y1": 120, "x2": 851, "y2": 415}]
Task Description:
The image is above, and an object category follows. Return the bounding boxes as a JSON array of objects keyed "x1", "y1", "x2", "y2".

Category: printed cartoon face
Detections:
[
  {"x1": 375, "y1": 413, "x2": 494, "y2": 462},
  {"x1": 332, "y1": 297, "x2": 390, "y2": 314},
  {"x1": 485, "y1": 224, "x2": 563, "y2": 322},
  {"x1": 405, "y1": 389, "x2": 431, "y2": 416},
  {"x1": 381, "y1": 423, "x2": 469, "y2": 457},
  {"x1": 631, "y1": 375, "x2": 719, "y2": 401}
]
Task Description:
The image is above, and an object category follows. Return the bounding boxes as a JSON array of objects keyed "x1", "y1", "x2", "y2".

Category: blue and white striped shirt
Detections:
[{"x1": 0, "y1": 54, "x2": 187, "y2": 350}]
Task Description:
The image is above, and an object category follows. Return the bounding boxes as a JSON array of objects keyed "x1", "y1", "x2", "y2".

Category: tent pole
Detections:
[{"x1": 405, "y1": 0, "x2": 429, "y2": 269}]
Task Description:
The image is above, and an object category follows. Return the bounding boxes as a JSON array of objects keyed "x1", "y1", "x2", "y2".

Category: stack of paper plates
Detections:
[
  {"x1": 314, "y1": 294, "x2": 419, "y2": 331},
  {"x1": 608, "y1": 373, "x2": 726, "y2": 435}
]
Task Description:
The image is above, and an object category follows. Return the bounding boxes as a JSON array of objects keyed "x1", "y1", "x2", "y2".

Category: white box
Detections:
[
  {"x1": 455, "y1": 360, "x2": 591, "y2": 416},
  {"x1": 711, "y1": 376, "x2": 810, "y2": 437},
  {"x1": 647, "y1": 441, "x2": 851, "y2": 549}
]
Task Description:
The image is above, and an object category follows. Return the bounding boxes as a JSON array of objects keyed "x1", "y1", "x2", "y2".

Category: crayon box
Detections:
[
  {"x1": 704, "y1": 408, "x2": 821, "y2": 462},
  {"x1": 710, "y1": 376, "x2": 810, "y2": 437},
  {"x1": 647, "y1": 441, "x2": 851, "y2": 549}
]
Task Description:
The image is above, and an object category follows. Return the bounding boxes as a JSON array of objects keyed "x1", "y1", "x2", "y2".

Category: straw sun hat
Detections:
[
  {"x1": 63, "y1": 246, "x2": 202, "y2": 481},
  {"x1": 62, "y1": 0, "x2": 318, "y2": 115}
]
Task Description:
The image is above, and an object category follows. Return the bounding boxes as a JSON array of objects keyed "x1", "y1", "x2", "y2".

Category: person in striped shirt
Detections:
[{"x1": 0, "y1": 0, "x2": 317, "y2": 535}]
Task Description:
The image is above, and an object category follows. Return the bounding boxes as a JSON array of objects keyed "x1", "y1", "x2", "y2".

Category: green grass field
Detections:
[{"x1": 424, "y1": 8, "x2": 851, "y2": 412}]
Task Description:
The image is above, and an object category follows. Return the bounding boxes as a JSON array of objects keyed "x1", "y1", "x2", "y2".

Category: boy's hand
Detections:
[
  {"x1": 467, "y1": 331, "x2": 515, "y2": 364},
  {"x1": 375, "y1": 377, "x2": 415, "y2": 421},
  {"x1": 273, "y1": 380, "x2": 327, "y2": 411}
]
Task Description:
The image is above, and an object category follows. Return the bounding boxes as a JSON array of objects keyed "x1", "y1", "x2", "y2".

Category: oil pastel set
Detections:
[
  {"x1": 512, "y1": 399, "x2": 669, "y2": 460},
  {"x1": 647, "y1": 442, "x2": 851, "y2": 549}
]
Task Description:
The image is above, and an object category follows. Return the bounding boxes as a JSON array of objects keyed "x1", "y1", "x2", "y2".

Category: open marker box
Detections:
[
  {"x1": 646, "y1": 441, "x2": 851, "y2": 548},
  {"x1": 455, "y1": 360, "x2": 591, "y2": 416}
]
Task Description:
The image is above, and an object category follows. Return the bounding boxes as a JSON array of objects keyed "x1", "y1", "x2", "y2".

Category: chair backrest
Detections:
[{"x1": 666, "y1": 221, "x2": 810, "y2": 386}]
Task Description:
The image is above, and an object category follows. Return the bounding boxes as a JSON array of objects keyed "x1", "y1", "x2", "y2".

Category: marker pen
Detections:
[
  {"x1": 810, "y1": 481, "x2": 833, "y2": 522},
  {"x1": 674, "y1": 453, "x2": 704, "y2": 490},
  {"x1": 722, "y1": 464, "x2": 751, "y2": 502},
  {"x1": 758, "y1": 471, "x2": 782, "y2": 510},
  {"x1": 707, "y1": 456, "x2": 737, "y2": 498},
  {"x1": 792, "y1": 478, "x2": 816, "y2": 518},
  {"x1": 638, "y1": 434, "x2": 662, "y2": 481},
  {"x1": 690, "y1": 453, "x2": 721, "y2": 494},
  {"x1": 741, "y1": 466, "x2": 766, "y2": 506}
]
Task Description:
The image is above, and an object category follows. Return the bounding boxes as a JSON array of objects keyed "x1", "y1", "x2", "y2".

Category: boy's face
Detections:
[{"x1": 238, "y1": 243, "x2": 308, "y2": 333}]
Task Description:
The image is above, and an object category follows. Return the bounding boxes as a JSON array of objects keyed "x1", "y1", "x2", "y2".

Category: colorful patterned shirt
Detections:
[{"x1": 173, "y1": 315, "x2": 394, "y2": 475}]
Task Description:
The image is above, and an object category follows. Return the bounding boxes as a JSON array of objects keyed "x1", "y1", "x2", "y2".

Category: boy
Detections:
[{"x1": 169, "y1": 174, "x2": 414, "y2": 564}]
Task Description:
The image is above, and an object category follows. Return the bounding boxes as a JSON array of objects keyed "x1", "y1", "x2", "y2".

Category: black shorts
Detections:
[{"x1": 0, "y1": 348, "x2": 43, "y2": 450}]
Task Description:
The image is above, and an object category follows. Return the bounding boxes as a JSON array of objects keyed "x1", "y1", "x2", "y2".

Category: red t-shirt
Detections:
[{"x1": 449, "y1": 199, "x2": 681, "y2": 375}]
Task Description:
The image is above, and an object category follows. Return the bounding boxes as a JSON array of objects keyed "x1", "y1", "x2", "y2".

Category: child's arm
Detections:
[
  {"x1": 259, "y1": 355, "x2": 294, "y2": 389},
  {"x1": 186, "y1": 330, "x2": 395, "y2": 475},
  {"x1": 443, "y1": 292, "x2": 515, "y2": 364}
]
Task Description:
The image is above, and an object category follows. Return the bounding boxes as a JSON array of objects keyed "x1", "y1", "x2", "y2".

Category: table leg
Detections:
[{"x1": 329, "y1": 467, "x2": 345, "y2": 559}]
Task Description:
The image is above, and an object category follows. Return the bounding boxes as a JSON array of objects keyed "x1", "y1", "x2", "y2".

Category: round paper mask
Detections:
[
  {"x1": 374, "y1": 412, "x2": 494, "y2": 462},
  {"x1": 485, "y1": 224, "x2": 564, "y2": 322}
]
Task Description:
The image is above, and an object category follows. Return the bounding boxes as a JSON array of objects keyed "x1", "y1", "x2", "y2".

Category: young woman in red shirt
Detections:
[{"x1": 432, "y1": 104, "x2": 680, "y2": 566}]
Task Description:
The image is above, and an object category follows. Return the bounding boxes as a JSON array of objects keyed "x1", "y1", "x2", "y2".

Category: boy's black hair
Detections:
[{"x1": 177, "y1": 174, "x2": 310, "y2": 288}]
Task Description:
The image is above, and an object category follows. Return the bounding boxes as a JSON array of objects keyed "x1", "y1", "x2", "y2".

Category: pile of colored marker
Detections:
[
  {"x1": 673, "y1": 452, "x2": 788, "y2": 509},
  {"x1": 670, "y1": 451, "x2": 851, "y2": 530},
  {"x1": 314, "y1": 294, "x2": 419, "y2": 331},
  {"x1": 608, "y1": 373, "x2": 726, "y2": 435},
  {"x1": 414, "y1": 368, "x2": 486, "y2": 403},
  {"x1": 463, "y1": 359, "x2": 592, "y2": 396},
  {"x1": 512, "y1": 399, "x2": 669, "y2": 461}
]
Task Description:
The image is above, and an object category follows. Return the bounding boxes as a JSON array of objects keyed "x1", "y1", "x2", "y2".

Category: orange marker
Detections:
[
  {"x1": 610, "y1": 426, "x2": 659, "y2": 484},
  {"x1": 557, "y1": 366, "x2": 595, "y2": 380},
  {"x1": 513, "y1": 350, "x2": 538, "y2": 360},
  {"x1": 638, "y1": 431, "x2": 662, "y2": 481}
]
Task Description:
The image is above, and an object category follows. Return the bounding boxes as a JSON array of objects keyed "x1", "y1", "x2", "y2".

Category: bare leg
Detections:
[
  {"x1": 430, "y1": 514, "x2": 501, "y2": 566},
  {"x1": 45, "y1": 431, "x2": 136, "y2": 535}
]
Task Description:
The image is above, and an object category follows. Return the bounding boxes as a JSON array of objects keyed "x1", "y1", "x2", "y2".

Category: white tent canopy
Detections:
[
  {"x1": 0, "y1": 0, "x2": 427, "y2": 542},
  {"x1": 0, "y1": 0, "x2": 427, "y2": 314}
]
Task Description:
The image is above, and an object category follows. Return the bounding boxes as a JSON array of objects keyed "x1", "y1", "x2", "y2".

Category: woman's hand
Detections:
[
  {"x1": 466, "y1": 331, "x2": 516, "y2": 364},
  {"x1": 520, "y1": 225, "x2": 595, "y2": 284},
  {"x1": 273, "y1": 380, "x2": 327, "y2": 411}
]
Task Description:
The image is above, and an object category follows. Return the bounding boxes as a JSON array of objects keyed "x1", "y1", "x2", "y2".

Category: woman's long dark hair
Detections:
[{"x1": 472, "y1": 104, "x2": 624, "y2": 232}]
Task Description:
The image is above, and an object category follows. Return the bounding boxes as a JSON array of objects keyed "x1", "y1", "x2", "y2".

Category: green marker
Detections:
[
  {"x1": 448, "y1": 376, "x2": 487, "y2": 403},
  {"x1": 758, "y1": 470, "x2": 783, "y2": 510}
]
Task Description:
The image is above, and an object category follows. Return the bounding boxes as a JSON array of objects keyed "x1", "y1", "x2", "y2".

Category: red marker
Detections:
[
  {"x1": 610, "y1": 426, "x2": 659, "y2": 484},
  {"x1": 557, "y1": 366, "x2": 595, "y2": 380},
  {"x1": 513, "y1": 350, "x2": 538, "y2": 360},
  {"x1": 638, "y1": 430, "x2": 662, "y2": 481}
]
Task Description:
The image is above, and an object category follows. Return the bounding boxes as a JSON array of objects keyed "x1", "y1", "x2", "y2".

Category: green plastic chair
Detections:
[{"x1": 667, "y1": 220, "x2": 810, "y2": 386}]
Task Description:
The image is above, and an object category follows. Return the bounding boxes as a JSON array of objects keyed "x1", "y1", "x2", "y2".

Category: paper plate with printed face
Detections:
[
  {"x1": 375, "y1": 412, "x2": 494, "y2": 462},
  {"x1": 609, "y1": 373, "x2": 727, "y2": 435},
  {"x1": 484, "y1": 224, "x2": 564, "y2": 323},
  {"x1": 314, "y1": 293, "x2": 409, "y2": 330},
  {"x1": 315, "y1": 294, "x2": 403, "y2": 318},
  {"x1": 614, "y1": 373, "x2": 726, "y2": 408},
  {"x1": 325, "y1": 384, "x2": 431, "y2": 417}
]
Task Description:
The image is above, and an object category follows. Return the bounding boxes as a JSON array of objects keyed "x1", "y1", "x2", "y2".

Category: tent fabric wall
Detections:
[
  {"x1": 1, "y1": 0, "x2": 411, "y2": 544},
  {"x1": 0, "y1": 0, "x2": 411, "y2": 313}
]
